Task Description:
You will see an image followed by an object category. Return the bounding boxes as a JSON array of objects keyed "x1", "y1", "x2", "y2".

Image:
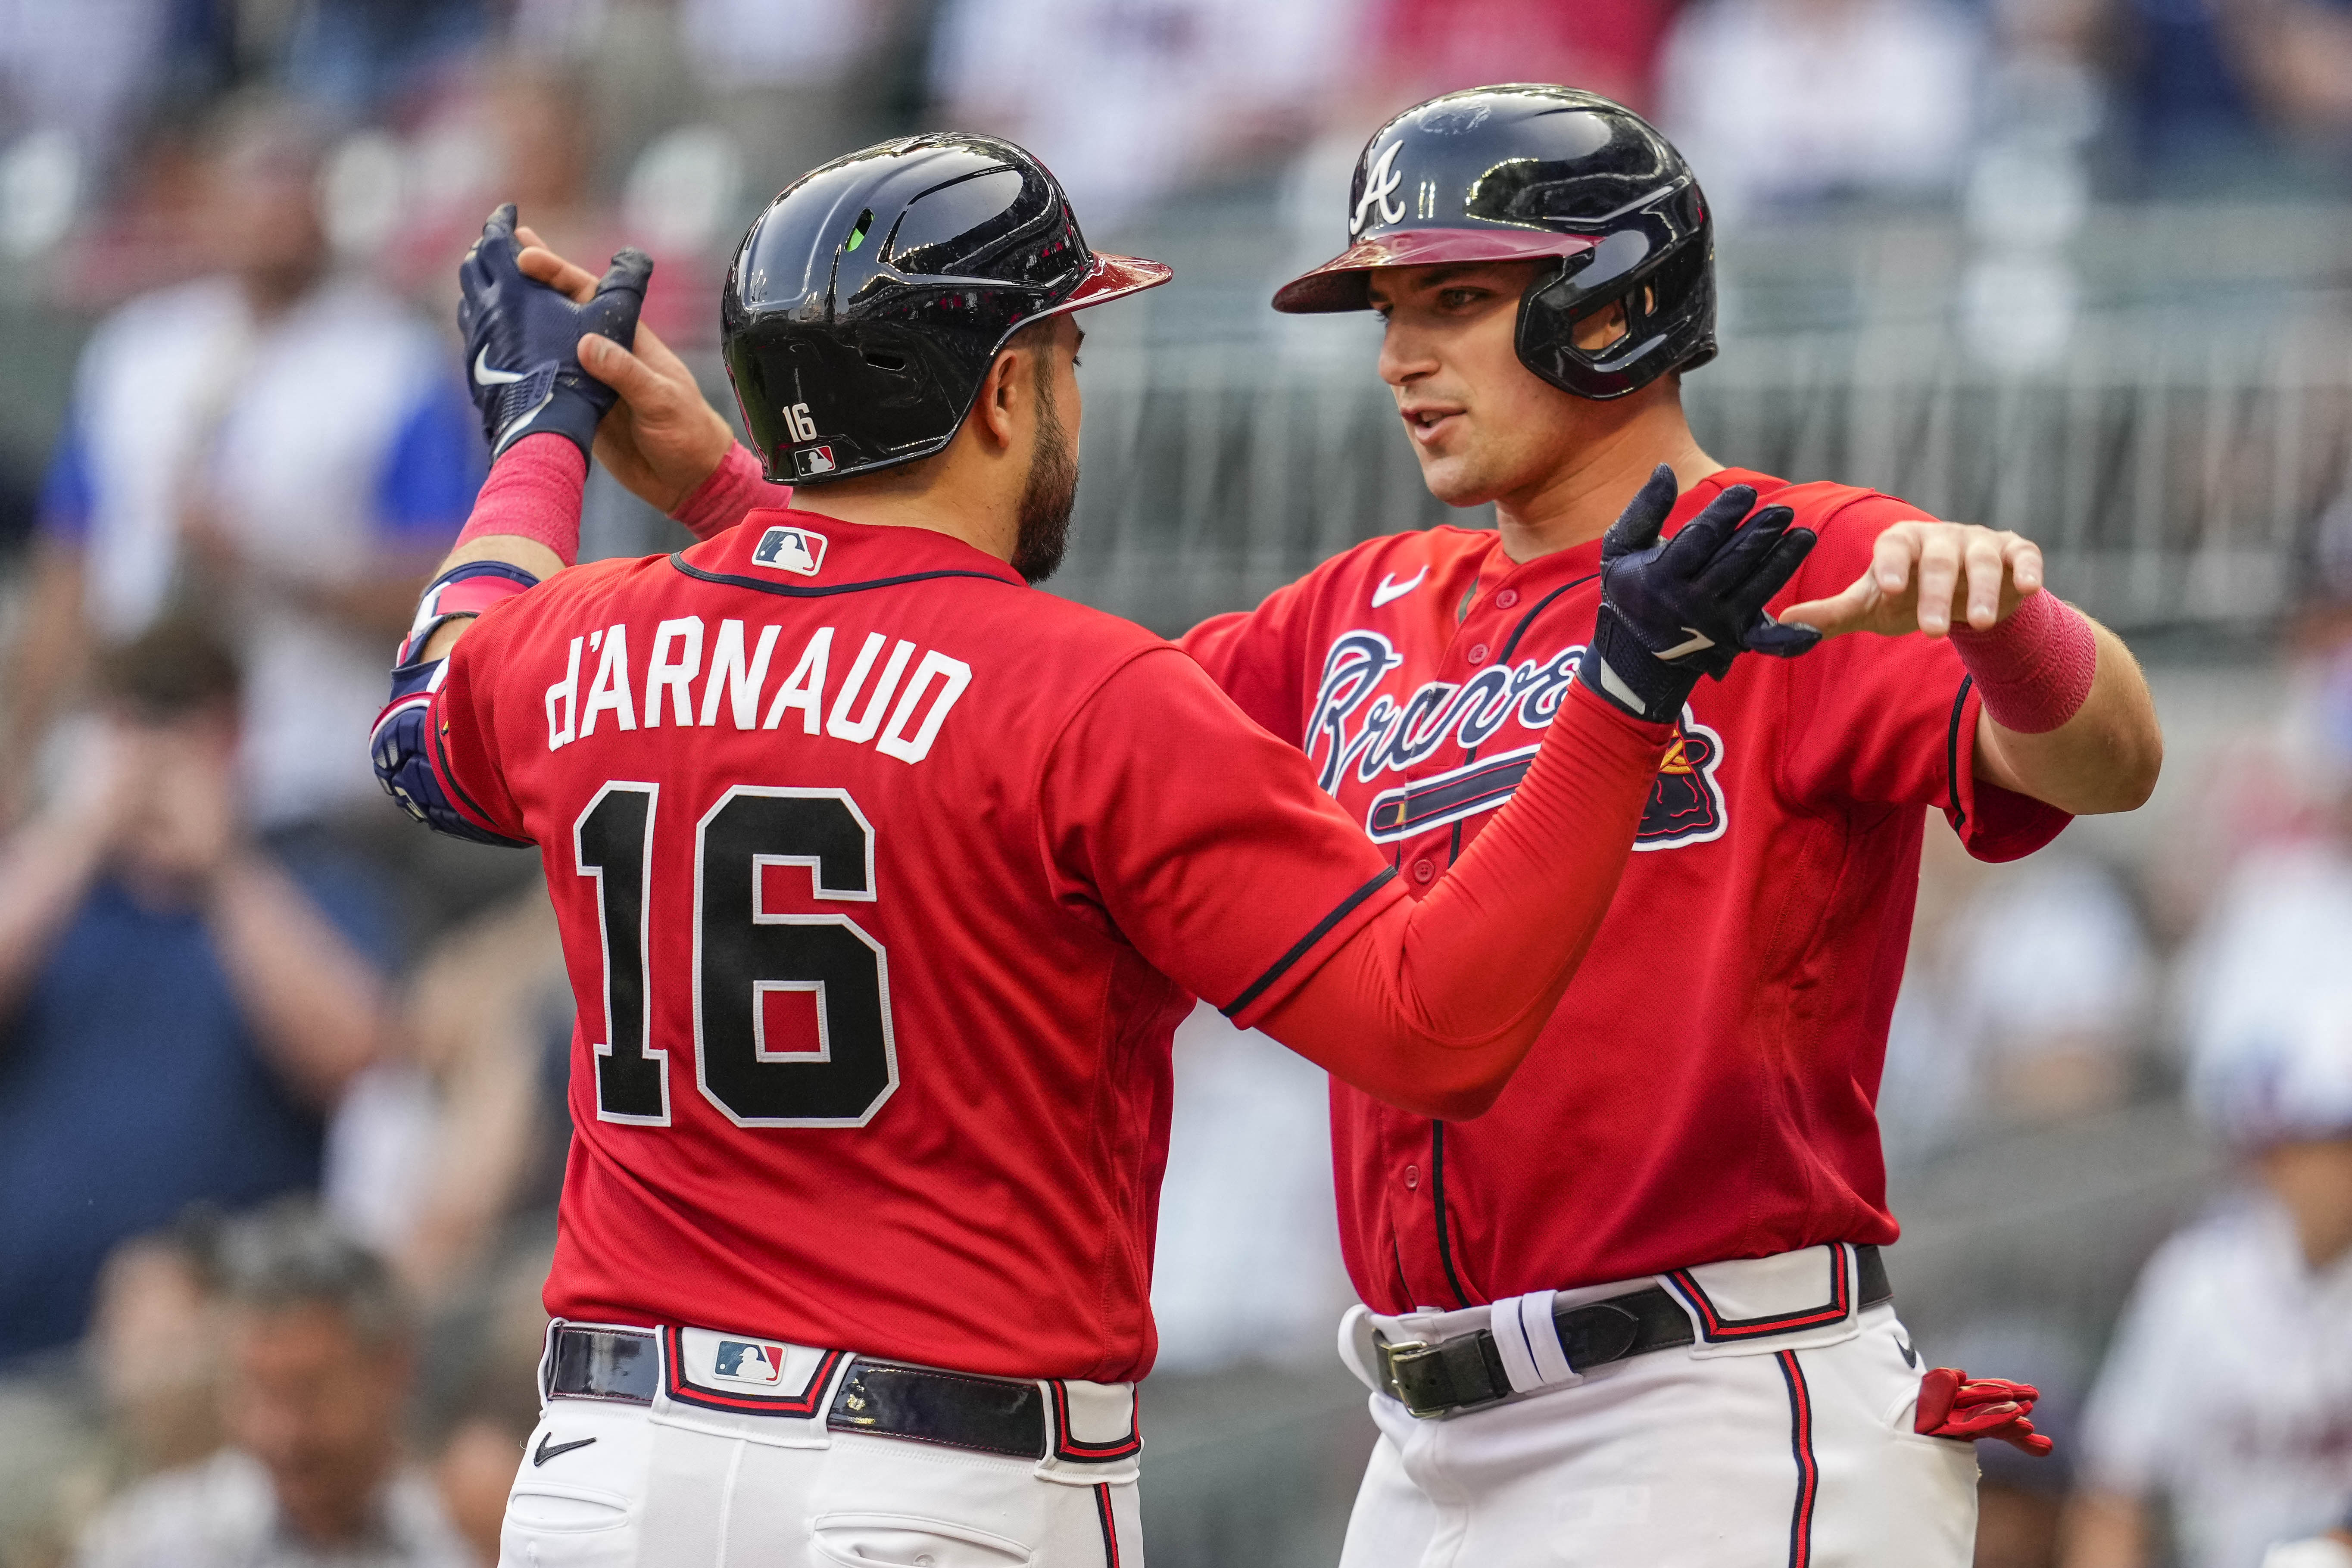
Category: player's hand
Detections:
[
  {"x1": 1778, "y1": 520, "x2": 2043, "y2": 639},
  {"x1": 458, "y1": 204, "x2": 652, "y2": 459},
  {"x1": 515, "y1": 228, "x2": 736, "y2": 514},
  {"x1": 1912, "y1": 1367, "x2": 2054, "y2": 1457},
  {"x1": 1577, "y1": 466, "x2": 1820, "y2": 722}
]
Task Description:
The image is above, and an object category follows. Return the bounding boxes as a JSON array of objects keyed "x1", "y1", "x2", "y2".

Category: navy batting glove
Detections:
[
  {"x1": 1579, "y1": 466, "x2": 1821, "y2": 722},
  {"x1": 458, "y1": 203, "x2": 652, "y2": 459}
]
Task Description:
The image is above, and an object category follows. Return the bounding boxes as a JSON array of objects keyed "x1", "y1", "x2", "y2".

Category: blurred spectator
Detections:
[
  {"x1": 4, "y1": 92, "x2": 481, "y2": 830},
  {"x1": 333, "y1": 888, "x2": 569, "y2": 1299},
  {"x1": 1354, "y1": 0, "x2": 1680, "y2": 115},
  {"x1": 1659, "y1": 0, "x2": 1986, "y2": 217},
  {"x1": 75, "y1": 1203, "x2": 470, "y2": 1568},
  {"x1": 2214, "y1": 0, "x2": 2352, "y2": 149},
  {"x1": 0, "y1": 0, "x2": 191, "y2": 178},
  {"x1": 0, "y1": 1218, "x2": 224, "y2": 1568},
  {"x1": 676, "y1": 0, "x2": 898, "y2": 209},
  {"x1": 281, "y1": 0, "x2": 495, "y2": 120},
  {"x1": 0, "y1": 617, "x2": 395, "y2": 1364},
  {"x1": 420, "y1": 1232, "x2": 557, "y2": 1565},
  {"x1": 85, "y1": 1218, "x2": 231, "y2": 1484},
  {"x1": 2006, "y1": 0, "x2": 2352, "y2": 185},
  {"x1": 2059, "y1": 832, "x2": 2352, "y2": 1567},
  {"x1": 1150, "y1": 1004, "x2": 1354, "y2": 1372},
  {"x1": 931, "y1": 0, "x2": 1358, "y2": 224},
  {"x1": 387, "y1": 60, "x2": 718, "y2": 346},
  {"x1": 1942, "y1": 855, "x2": 2155, "y2": 1120},
  {"x1": 1878, "y1": 839, "x2": 2155, "y2": 1163}
]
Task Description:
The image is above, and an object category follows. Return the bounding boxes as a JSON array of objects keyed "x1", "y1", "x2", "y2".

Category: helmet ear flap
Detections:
[{"x1": 1514, "y1": 221, "x2": 1716, "y2": 402}]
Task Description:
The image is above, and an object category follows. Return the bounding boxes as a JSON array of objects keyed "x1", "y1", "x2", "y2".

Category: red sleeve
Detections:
[
  {"x1": 1041, "y1": 653, "x2": 1672, "y2": 1119},
  {"x1": 1774, "y1": 493, "x2": 2070, "y2": 863},
  {"x1": 1176, "y1": 571, "x2": 1326, "y2": 746},
  {"x1": 426, "y1": 606, "x2": 531, "y2": 843},
  {"x1": 1036, "y1": 648, "x2": 1409, "y2": 1020},
  {"x1": 1260, "y1": 683, "x2": 1671, "y2": 1118}
]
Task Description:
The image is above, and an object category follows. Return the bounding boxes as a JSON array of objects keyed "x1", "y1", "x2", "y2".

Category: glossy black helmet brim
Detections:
[
  {"x1": 1273, "y1": 85, "x2": 1716, "y2": 401},
  {"x1": 721, "y1": 134, "x2": 1171, "y2": 483}
]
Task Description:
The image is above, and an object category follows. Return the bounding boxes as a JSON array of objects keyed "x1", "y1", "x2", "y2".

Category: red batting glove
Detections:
[{"x1": 1912, "y1": 1367, "x2": 2055, "y2": 1457}]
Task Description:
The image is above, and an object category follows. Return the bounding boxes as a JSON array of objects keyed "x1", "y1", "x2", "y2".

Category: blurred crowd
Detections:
[{"x1": 3, "y1": 2, "x2": 2352, "y2": 1568}]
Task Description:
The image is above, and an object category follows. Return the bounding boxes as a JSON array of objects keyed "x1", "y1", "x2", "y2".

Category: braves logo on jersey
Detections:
[{"x1": 1308, "y1": 628, "x2": 1727, "y2": 849}]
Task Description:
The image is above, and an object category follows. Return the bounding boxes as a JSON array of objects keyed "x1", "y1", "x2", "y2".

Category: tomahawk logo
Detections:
[
  {"x1": 1351, "y1": 141, "x2": 1407, "y2": 236},
  {"x1": 753, "y1": 525, "x2": 828, "y2": 577}
]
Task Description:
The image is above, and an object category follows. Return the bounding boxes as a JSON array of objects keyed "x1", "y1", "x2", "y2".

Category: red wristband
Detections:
[
  {"x1": 1948, "y1": 590, "x2": 2096, "y2": 735},
  {"x1": 453, "y1": 433, "x2": 589, "y2": 567},
  {"x1": 673, "y1": 442, "x2": 781, "y2": 542}
]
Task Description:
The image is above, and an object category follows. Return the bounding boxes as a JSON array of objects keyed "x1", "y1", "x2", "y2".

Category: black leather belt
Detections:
[
  {"x1": 546, "y1": 1327, "x2": 1053, "y2": 1460},
  {"x1": 1376, "y1": 1245, "x2": 1892, "y2": 1420}
]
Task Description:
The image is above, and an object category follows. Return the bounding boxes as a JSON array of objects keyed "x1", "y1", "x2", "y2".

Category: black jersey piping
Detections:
[
  {"x1": 1496, "y1": 572, "x2": 1599, "y2": 664},
  {"x1": 1431, "y1": 1121, "x2": 1471, "y2": 1307},
  {"x1": 668, "y1": 556, "x2": 1020, "y2": 597},
  {"x1": 1944, "y1": 676, "x2": 1975, "y2": 829},
  {"x1": 1221, "y1": 867, "x2": 1399, "y2": 1019}
]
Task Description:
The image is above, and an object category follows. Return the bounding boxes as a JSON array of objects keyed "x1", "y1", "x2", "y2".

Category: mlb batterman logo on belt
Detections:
[{"x1": 711, "y1": 1339, "x2": 787, "y2": 1385}]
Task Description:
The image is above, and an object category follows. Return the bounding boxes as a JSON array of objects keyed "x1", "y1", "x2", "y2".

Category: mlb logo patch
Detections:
[
  {"x1": 752, "y1": 525, "x2": 828, "y2": 577},
  {"x1": 792, "y1": 445, "x2": 837, "y2": 479},
  {"x1": 711, "y1": 1340, "x2": 786, "y2": 1385}
]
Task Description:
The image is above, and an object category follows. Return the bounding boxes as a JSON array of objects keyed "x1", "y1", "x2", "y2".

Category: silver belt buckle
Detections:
[{"x1": 1375, "y1": 1334, "x2": 1508, "y2": 1421}]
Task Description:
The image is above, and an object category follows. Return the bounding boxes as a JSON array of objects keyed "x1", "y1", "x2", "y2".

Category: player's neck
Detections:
[
  {"x1": 1492, "y1": 392, "x2": 1720, "y2": 565},
  {"x1": 789, "y1": 449, "x2": 1022, "y2": 567}
]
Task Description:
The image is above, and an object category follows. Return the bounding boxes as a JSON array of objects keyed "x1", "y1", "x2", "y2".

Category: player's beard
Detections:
[{"x1": 1011, "y1": 372, "x2": 1079, "y2": 584}]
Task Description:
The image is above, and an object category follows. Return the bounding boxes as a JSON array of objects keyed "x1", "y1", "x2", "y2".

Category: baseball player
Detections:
[
  {"x1": 537, "y1": 91, "x2": 2165, "y2": 1564},
  {"x1": 370, "y1": 135, "x2": 1821, "y2": 1566},
  {"x1": 2069, "y1": 843, "x2": 2352, "y2": 1568}
]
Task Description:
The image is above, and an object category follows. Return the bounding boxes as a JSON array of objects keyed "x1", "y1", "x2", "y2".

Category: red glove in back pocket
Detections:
[{"x1": 1913, "y1": 1366, "x2": 2055, "y2": 1457}]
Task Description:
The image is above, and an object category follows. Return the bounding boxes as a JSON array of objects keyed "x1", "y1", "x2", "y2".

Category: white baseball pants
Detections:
[
  {"x1": 1335, "y1": 1262, "x2": 1978, "y2": 1567},
  {"x1": 499, "y1": 1330, "x2": 1141, "y2": 1568}
]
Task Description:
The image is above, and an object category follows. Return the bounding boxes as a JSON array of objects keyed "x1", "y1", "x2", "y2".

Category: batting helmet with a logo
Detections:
[
  {"x1": 721, "y1": 134, "x2": 1171, "y2": 483},
  {"x1": 1274, "y1": 85, "x2": 1715, "y2": 401}
]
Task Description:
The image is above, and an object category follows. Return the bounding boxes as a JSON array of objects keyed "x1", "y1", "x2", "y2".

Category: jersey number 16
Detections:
[{"x1": 574, "y1": 782, "x2": 897, "y2": 1129}]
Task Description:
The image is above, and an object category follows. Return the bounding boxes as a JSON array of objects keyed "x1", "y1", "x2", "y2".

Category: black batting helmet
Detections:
[
  {"x1": 1273, "y1": 85, "x2": 1715, "y2": 401},
  {"x1": 721, "y1": 134, "x2": 1170, "y2": 484}
]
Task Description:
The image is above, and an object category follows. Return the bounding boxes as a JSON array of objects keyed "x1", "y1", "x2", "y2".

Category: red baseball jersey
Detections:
[
  {"x1": 427, "y1": 509, "x2": 1412, "y2": 1382},
  {"x1": 1180, "y1": 467, "x2": 2073, "y2": 1312}
]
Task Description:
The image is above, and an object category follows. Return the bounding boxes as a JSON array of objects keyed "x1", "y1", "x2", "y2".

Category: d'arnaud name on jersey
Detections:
[{"x1": 543, "y1": 616, "x2": 971, "y2": 766}]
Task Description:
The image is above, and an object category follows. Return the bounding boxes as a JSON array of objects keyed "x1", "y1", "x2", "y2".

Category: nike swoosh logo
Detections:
[
  {"x1": 1654, "y1": 626, "x2": 1716, "y2": 661},
  {"x1": 493, "y1": 390, "x2": 556, "y2": 455},
  {"x1": 533, "y1": 1434, "x2": 596, "y2": 1466},
  {"x1": 473, "y1": 347, "x2": 527, "y2": 387},
  {"x1": 1372, "y1": 567, "x2": 1427, "y2": 608}
]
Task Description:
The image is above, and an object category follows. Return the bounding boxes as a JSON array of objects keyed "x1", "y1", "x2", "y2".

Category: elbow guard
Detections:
[{"x1": 372, "y1": 561, "x2": 539, "y2": 848}]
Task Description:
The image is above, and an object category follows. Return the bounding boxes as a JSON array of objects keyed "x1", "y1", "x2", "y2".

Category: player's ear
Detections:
[{"x1": 969, "y1": 346, "x2": 1025, "y2": 455}]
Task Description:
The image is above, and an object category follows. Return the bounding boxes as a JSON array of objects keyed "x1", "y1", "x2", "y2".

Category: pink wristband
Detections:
[
  {"x1": 453, "y1": 433, "x2": 589, "y2": 567},
  {"x1": 673, "y1": 442, "x2": 782, "y2": 542},
  {"x1": 1948, "y1": 590, "x2": 2096, "y2": 735}
]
